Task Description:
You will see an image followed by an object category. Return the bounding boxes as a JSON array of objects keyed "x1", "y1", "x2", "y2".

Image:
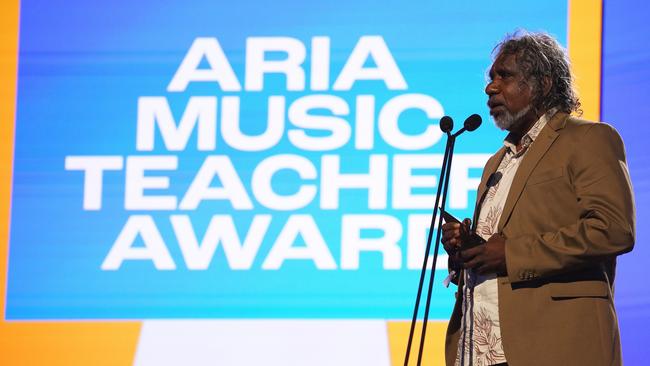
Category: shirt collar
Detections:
[{"x1": 503, "y1": 107, "x2": 557, "y2": 153}]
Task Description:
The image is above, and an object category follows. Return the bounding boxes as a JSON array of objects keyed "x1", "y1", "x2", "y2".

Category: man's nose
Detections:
[{"x1": 485, "y1": 80, "x2": 499, "y2": 96}]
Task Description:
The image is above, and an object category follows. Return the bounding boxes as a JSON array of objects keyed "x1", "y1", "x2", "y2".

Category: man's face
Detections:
[{"x1": 485, "y1": 53, "x2": 535, "y2": 131}]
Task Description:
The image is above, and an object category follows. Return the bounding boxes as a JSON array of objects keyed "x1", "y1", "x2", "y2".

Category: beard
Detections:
[{"x1": 493, "y1": 104, "x2": 532, "y2": 130}]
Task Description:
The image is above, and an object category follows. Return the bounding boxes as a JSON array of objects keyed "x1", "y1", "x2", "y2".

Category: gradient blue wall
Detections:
[{"x1": 603, "y1": 0, "x2": 650, "y2": 363}]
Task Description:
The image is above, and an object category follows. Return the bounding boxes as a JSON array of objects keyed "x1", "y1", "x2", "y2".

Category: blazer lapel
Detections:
[{"x1": 496, "y1": 112, "x2": 567, "y2": 232}]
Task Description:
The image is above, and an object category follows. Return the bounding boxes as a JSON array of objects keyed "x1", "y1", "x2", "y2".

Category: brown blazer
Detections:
[{"x1": 445, "y1": 112, "x2": 636, "y2": 366}]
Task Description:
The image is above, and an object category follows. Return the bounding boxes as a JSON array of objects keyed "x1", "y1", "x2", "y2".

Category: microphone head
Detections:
[
  {"x1": 464, "y1": 114, "x2": 482, "y2": 131},
  {"x1": 440, "y1": 116, "x2": 453, "y2": 133}
]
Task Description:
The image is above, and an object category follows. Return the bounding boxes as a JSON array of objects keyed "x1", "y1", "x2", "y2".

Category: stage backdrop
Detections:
[{"x1": 2, "y1": 0, "x2": 647, "y2": 365}]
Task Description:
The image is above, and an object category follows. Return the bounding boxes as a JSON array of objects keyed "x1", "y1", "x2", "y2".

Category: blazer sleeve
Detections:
[{"x1": 505, "y1": 122, "x2": 636, "y2": 283}]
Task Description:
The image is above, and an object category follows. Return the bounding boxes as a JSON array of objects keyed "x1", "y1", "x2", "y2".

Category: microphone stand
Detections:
[{"x1": 403, "y1": 122, "x2": 471, "y2": 366}]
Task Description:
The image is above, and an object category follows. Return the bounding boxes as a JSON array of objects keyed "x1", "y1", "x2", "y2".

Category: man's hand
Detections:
[
  {"x1": 459, "y1": 233, "x2": 507, "y2": 276},
  {"x1": 441, "y1": 218, "x2": 472, "y2": 270}
]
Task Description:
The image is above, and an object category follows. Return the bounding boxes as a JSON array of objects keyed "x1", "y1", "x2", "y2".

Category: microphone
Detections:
[
  {"x1": 452, "y1": 114, "x2": 483, "y2": 137},
  {"x1": 487, "y1": 171, "x2": 502, "y2": 188},
  {"x1": 464, "y1": 113, "x2": 482, "y2": 131},
  {"x1": 440, "y1": 116, "x2": 453, "y2": 133}
]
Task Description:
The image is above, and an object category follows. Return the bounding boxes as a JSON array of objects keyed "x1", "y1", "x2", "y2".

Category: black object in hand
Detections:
[{"x1": 439, "y1": 208, "x2": 486, "y2": 250}]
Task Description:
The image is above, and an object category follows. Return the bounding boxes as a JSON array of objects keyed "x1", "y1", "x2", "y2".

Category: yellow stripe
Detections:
[
  {"x1": 0, "y1": 0, "x2": 20, "y2": 323},
  {"x1": 387, "y1": 321, "x2": 446, "y2": 366},
  {"x1": 0, "y1": 322, "x2": 142, "y2": 366},
  {"x1": 568, "y1": 0, "x2": 603, "y2": 121},
  {"x1": 0, "y1": 2, "x2": 142, "y2": 365}
]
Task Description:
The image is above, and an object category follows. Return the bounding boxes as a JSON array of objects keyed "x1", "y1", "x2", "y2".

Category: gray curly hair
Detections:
[{"x1": 493, "y1": 31, "x2": 581, "y2": 115}]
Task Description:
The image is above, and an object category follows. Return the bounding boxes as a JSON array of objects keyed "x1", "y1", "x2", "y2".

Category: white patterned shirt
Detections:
[{"x1": 455, "y1": 110, "x2": 554, "y2": 366}]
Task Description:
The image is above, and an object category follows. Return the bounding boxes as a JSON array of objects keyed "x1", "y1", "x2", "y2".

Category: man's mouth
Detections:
[{"x1": 488, "y1": 102, "x2": 505, "y2": 115}]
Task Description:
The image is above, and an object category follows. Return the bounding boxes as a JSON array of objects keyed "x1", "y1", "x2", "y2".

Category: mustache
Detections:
[
  {"x1": 487, "y1": 99, "x2": 502, "y2": 109},
  {"x1": 491, "y1": 104, "x2": 532, "y2": 130}
]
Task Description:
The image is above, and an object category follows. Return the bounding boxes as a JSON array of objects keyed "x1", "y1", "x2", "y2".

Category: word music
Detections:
[{"x1": 65, "y1": 35, "x2": 487, "y2": 271}]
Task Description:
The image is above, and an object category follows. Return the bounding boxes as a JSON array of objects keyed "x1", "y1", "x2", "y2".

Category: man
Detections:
[{"x1": 441, "y1": 31, "x2": 635, "y2": 366}]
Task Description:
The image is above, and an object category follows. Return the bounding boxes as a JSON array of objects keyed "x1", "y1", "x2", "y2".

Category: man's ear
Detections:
[{"x1": 542, "y1": 76, "x2": 552, "y2": 96}]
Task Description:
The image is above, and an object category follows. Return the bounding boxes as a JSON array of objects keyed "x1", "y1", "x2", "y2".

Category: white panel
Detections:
[{"x1": 134, "y1": 320, "x2": 391, "y2": 366}]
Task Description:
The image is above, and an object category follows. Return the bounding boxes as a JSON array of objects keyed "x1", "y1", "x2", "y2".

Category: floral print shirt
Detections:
[{"x1": 455, "y1": 110, "x2": 554, "y2": 366}]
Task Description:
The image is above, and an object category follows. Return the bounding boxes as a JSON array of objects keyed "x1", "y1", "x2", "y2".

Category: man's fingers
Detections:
[
  {"x1": 445, "y1": 238, "x2": 459, "y2": 246},
  {"x1": 442, "y1": 228, "x2": 460, "y2": 240},
  {"x1": 441, "y1": 222, "x2": 460, "y2": 231},
  {"x1": 442, "y1": 223, "x2": 460, "y2": 238},
  {"x1": 460, "y1": 219, "x2": 472, "y2": 235},
  {"x1": 441, "y1": 222, "x2": 461, "y2": 253},
  {"x1": 463, "y1": 256, "x2": 482, "y2": 270},
  {"x1": 442, "y1": 233, "x2": 459, "y2": 245},
  {"x1": 459, "y1": 245, "x2": 482, "y2": 260}
]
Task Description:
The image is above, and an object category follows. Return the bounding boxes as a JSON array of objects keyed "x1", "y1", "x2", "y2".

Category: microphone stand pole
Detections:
[{"x1": 403, "y1": 129, "x2": 455, "y2": 366}]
